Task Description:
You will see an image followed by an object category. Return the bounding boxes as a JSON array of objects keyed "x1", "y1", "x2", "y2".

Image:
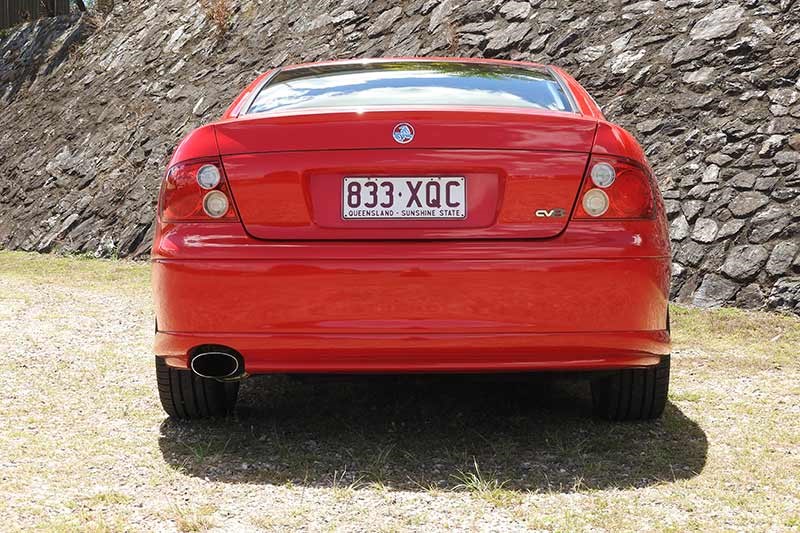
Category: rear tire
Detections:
[
  {"x1": 591, "y1": 355, "x2": 670, "y2": 421},
  {"x1": 155, "y1": 356, "x2": 239, "y2": 419}
]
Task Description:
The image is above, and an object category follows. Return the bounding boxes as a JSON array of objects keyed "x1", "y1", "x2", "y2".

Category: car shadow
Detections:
[{"x1": 158, "y1": 375, "x2": 708, "y2": 493}]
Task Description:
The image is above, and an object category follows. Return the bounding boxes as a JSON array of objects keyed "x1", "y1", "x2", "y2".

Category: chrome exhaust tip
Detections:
[{"x1": 189, "y1": 347, "x2": 246, "y2": 381}]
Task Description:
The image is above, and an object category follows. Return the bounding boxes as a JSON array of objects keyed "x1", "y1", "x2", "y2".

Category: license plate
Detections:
[{"x1": 342, "y1": 177, "x2": 466, "y2": 219}]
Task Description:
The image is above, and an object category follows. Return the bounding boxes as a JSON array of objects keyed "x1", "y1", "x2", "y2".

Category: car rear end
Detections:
[{"x1": 152, "y1": 59, "x2": 671, "y2": 420}]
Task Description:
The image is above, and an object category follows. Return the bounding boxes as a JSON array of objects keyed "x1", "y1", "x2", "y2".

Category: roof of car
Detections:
[{"x1": 277, "y1": 56, "x2": 550, "y2": 73}]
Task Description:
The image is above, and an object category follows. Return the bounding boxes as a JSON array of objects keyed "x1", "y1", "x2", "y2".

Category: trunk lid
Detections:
[{"x1": 216, "y1": 109, "x2": 596, "y2": 240}]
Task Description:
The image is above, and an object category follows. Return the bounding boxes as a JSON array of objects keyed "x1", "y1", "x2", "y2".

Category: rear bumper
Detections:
[
  {"x1": 156, "y1": 331, "x2": 668, "y2": 373},
  {"x1": 153, "y1": 221, "x2": 670, "y2": 373}
]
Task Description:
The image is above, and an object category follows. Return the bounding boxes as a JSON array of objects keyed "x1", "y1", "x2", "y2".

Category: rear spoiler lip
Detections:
[
  {"x1": 211, "y1": 146, "x2": 595, "y2": 159},
  {"x1": 212, "y1": 109, "x2": 599, "y2": 156}
]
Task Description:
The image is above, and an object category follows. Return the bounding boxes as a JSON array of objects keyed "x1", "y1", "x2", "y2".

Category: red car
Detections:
[{"x1": 152, "y1": 58, "x2": 671, "y2": 421}]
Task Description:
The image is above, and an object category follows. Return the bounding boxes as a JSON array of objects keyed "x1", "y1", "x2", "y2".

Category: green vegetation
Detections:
[{"x1": 0, "y1": 250, "x2": 150, "y2": 294}]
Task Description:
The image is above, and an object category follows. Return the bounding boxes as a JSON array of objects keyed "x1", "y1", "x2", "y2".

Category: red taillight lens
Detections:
[
  {"x1": 158, "y1": 158, "x2": 239, "y2": 222},
  {"x1": 573, "y1": 156, "x2": 655, "y2": 219}
]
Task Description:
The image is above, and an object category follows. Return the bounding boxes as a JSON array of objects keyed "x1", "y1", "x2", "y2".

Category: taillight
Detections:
[
  {"x1": 573, "y1": 156, "x2": 655, "y2": 219},
  {"x1": 158, "y1": 158, "x2": 239, "y2": 222}
]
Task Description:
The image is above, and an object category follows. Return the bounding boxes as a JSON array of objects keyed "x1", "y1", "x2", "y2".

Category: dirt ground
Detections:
[{"x1": 1, "y1": 251, "x2": 798, "y2": 532}]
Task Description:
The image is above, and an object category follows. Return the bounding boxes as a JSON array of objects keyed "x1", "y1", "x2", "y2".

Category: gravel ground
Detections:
[{"x1": 1, "y1": 251, "x2": 799, "y2": 532}]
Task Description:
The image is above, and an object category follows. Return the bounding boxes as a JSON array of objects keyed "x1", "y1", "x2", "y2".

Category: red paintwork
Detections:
[
  {"x1": 223, "y1": 149, "x2": 588, "y2": 240},
  {"x1": 168, "y1": 125, "x2": 219, "y2": 167},
  {"x1": 214, "y1": 109, "x2": 596, "y2": 153},
  {"x1": 153, "y1": 57, "x2": 671, "y2": 374}
]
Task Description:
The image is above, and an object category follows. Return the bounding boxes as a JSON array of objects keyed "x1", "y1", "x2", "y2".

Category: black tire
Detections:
[
  {"x1": 155, "y1": 356, "x2": 239, "y2": 419},
  {"x1": 591, "y1": 355, "x2": 670, "y2": 421}
]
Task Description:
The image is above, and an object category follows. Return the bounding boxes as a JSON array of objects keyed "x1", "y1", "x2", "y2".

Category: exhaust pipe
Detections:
[{"x1": 190, "y1": 346, "x2": 246, "y2": 381}]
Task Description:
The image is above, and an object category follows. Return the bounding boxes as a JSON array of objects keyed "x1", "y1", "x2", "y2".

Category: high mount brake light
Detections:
[
  {"x1": 158, "y1": 159, "x2": 239, "y2": 222},
  {"x1": 573, "y1": 157, "x2": 656, "y2": 219}
]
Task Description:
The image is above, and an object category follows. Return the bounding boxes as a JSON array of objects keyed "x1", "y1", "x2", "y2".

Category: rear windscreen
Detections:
[{"x1": 246, "y1": 61, "x2": 575, "y2": 114}]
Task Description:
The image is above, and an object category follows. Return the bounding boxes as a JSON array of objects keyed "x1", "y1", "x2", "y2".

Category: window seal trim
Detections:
[
  {"x1": 546, "y1": 65, "x2": 580, "y2": 115},
  {"x1": 238, "y1": 67, "x2": 283, "y2": 118}
]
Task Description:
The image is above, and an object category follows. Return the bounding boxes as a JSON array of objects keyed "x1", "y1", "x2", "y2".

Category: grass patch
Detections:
[
  {"x1": 84, "y1": 491, "x2": 133, "y2": 506},
  {"x1": 671, "y1": 303, "x2": 800, "y2": 365},
  {"x1": 331, "y1": 468, "x2": 365, "y2": 501},
  {"x1": 36, "y1": 511, "x2": 129, "y2": 533},
  {"x1": 669, "y1": 390, "x2": 703, "y2": 402},
  {"x1": 452, "y1": 458, "x2": 507, "y2": 493},
  {"x1": 251, "y1": 507, "x2": 310, "y2": 531},
  {"x1": 0, "y1": 250, "x2": 149, "y2": 294},
  {"x1": 452, "y1": 459, "x2": 521, "y2": 506},
  {"x1": 162, "y1": 504, "x2": 217, "y2": 533}
]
